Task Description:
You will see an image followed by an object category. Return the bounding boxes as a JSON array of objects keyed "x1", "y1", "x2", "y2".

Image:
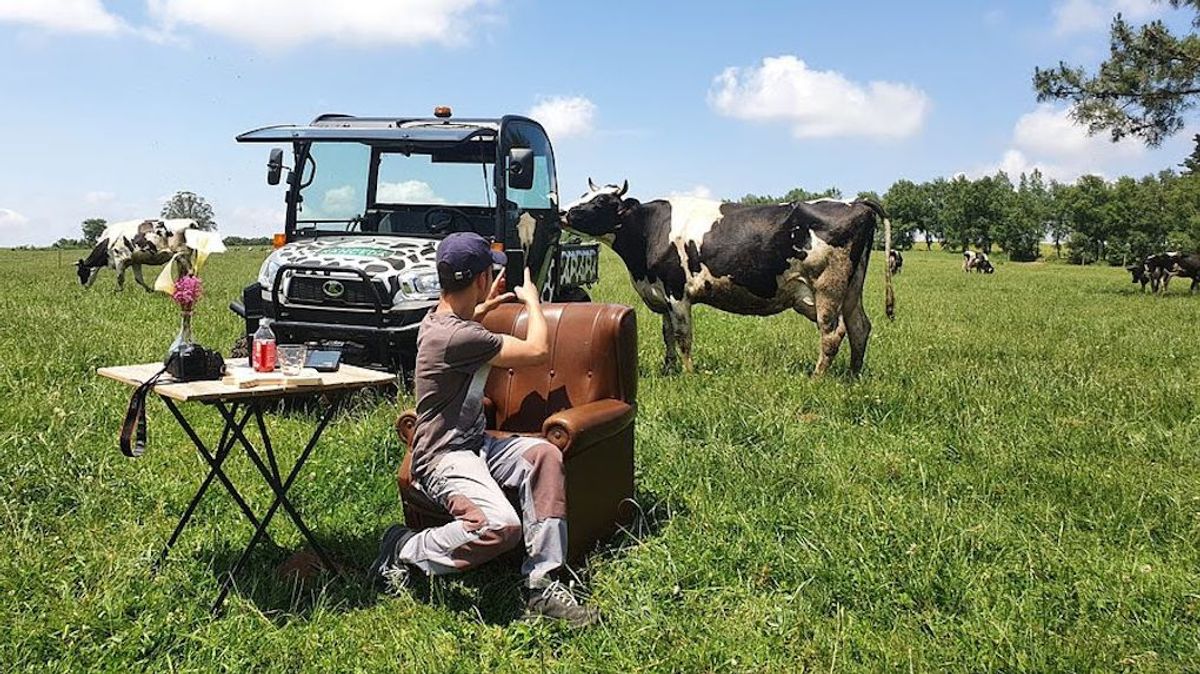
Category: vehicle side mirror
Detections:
[
  {"x1": 507, "y1": 148, "x2": 535, "y2": 191},
  {"x1": 267, "y1": 148, "x2": 284, "y2": 186}
]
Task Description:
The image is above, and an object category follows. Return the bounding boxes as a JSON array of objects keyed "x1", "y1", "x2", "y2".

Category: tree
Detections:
[
  {"x1": 1064, "y1": 175, "x2": 1113, "y2": 264},
  {"x1": 1046, "y1": 181, "x2": 1073, "y2": 257},
  {"x1": 81, "y1": 218, "x2": 107, "y2": 246},
  {"x1": 1034, "y1": 1, "x2": 1200, "y2": 149},
  {"x1": 998, "y1": 170, "x2": 1048, "y2": 261},
  {"x1": 737, "y1": 186, "x2": 842, "y2": 205},
  {"x1": 882, "y1": 179, "x2": 931, "y2": 250},
  {"x1": 161, "y1": 191, "x2": 217, "y2": 230}
]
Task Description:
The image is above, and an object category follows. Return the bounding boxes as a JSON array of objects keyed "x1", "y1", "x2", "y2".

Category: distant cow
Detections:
[
  {"x1": 562, "y1": 180, "x2": 894, "y2": 376},
  {"x1": 1133, "y1": 252, "x2": 1200, "y2": 294},
  {"x1": 888, "y1": 249, "x2": 904, "y2": 276},
  {"x1": 963, "y1": 250, "x2": 994, "y2": 274},
  {"x1": 1126, "y1": 260, "x2": 1154, "y2": 292},
  {"x1": 76, "y1": 219, "x2": 198, "y2": 291}
]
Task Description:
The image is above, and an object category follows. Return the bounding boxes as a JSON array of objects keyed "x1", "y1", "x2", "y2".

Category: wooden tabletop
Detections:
[{"x1": 97, "y1": 362, "x2": 395, "y2": 403}]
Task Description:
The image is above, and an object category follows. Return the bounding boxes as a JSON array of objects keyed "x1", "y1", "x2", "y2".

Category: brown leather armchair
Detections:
[{"x1": 395, "y1": 302, "x2": 637, "y2": 563}]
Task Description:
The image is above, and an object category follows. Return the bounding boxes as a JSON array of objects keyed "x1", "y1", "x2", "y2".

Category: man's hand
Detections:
[
  {"x1": 513, "y1": 266, "x2": 540, "y2": 306},
  {"x1": 473, "y1": 268, "x2": 515, "y2": 322},
  {"x1": 490, "y1": 266, "x2": 550, "y2": 367}
]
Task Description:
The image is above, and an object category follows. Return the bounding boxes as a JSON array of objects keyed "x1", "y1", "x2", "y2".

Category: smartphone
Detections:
[{"x1": 305, "y1": 349, "x2": 342, "y2": 372}]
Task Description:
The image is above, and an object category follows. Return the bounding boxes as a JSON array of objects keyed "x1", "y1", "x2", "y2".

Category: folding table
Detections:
[{"x1": 98, "y1": 362, "x2": 394, "y2": 615}]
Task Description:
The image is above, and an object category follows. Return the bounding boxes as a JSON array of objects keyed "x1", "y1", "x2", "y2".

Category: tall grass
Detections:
[{"x1": 0, "y1": 247, "x2": 1197, "y2": 672}]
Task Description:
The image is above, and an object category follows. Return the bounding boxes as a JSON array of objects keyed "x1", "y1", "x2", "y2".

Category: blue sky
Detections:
[{"x1": 0, "y1": 0, "x2": 1196, "y2": 246}]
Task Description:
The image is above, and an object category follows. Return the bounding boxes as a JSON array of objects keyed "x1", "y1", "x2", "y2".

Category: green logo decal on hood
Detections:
[{"x1": 321, "y1": 246, "x2": 392, "y2": 257}]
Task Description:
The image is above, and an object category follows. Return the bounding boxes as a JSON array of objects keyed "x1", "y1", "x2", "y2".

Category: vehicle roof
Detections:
[{"x1": 236, "y1": 113, "x2": 536, "y2": 144}]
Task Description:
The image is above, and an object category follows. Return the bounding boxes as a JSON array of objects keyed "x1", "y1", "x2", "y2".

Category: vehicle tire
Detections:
[{"x1": 556, "y1": 286, "x2": 591, "y2": 303}]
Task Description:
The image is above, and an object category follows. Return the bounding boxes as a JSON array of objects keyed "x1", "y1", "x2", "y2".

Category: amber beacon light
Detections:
[{"x1": 433, "y1": 106, "x2": 452, "y2": 118}]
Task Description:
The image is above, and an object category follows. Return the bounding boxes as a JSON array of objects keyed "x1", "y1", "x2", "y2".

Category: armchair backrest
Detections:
[{"x1": 481, "y1": 303, "x2": 637, "y2": 433}]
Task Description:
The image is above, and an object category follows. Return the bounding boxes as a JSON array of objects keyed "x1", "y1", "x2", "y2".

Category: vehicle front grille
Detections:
[{"x1": 287, "y1": 276, "x2": 386, "y2": 308}]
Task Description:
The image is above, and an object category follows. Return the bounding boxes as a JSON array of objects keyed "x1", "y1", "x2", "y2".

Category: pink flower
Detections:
[{"x1": 173, "y1": 274, "x2": 203, "y2": 311}]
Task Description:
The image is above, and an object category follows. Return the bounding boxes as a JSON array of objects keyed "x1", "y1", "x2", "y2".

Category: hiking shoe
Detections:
[
  {"x1": 369, "y1": 524, "x2": 417, "y2": 595},
  {"x1": 525, "y1": 580, "x2": 600, "y2": 628}
]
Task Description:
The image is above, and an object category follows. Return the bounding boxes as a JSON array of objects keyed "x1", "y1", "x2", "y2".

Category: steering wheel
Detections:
[{"x1": 423, "y1": 207, "x2": 475, "y2": 235}]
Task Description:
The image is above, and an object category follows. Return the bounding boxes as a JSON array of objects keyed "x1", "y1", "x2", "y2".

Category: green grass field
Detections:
[{"x1": 2, "y1": 247, "x2": 1198, "y2": 672}]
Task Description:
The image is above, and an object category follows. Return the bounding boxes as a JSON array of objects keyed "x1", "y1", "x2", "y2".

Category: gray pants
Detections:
[{"x1": 399, "y1": 435, "x2": 568, "y2": 588}]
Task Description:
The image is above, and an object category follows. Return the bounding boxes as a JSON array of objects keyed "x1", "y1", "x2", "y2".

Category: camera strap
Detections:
[{"x1": 119, "y1": 362, "x2": 171, "y2": 458}]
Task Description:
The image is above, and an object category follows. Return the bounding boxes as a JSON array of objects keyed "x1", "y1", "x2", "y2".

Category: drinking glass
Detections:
[{"x1": 278, "y1": 344, "x2": 307, "y2": 376}]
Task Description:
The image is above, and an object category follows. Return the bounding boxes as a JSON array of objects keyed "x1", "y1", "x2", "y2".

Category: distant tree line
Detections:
[{"x1": 738, "y1": 166, "x2": 1200, "y2": 265}]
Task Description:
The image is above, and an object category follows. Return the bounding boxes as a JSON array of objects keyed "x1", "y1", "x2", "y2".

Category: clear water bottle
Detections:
[{"x1": 252, "y1": 318, "x2": 277, "y2": 372}]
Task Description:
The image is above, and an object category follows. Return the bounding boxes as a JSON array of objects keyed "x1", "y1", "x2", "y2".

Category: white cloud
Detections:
[
  {"x1": 969, "y1": 105, "x2": 1146, "y2": 181},
  {"x1": 1052, "y1": 0, "x2": 1162, "y2": 35},
  {"x1": 708, "y1": 55, "x2": 931, "y2": 140},
  {"x1": 527, "y1": 96, "x2": 597, "y2": 139},
  {"x1": 667, "y1": 185, "x2": 715, "y2": 200},
  {"x1": 84, "y1": 190, "x2": 115, "y2": 205},
  {"x1": 222, "y1": 204, "x2": 284, "y2": 237},
  {"x1": 0, "y1": 208, "x2": 30, "y2": 228},
  {"x1": 322, "y1": 185, "x2": 357, "y2": 214},
  {"x1": 147, "y1": 0, "x2": 494, "y2": 49},
  {"x1": 376, "y1": 180, "x2": 446, "y2": 204},
  {"x1": 0, "y1": 0, "x2": 124, "y2": 34}
]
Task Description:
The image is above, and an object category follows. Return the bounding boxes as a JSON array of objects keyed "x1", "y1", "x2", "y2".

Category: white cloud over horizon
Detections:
[
  {"x1": 0, "y1": 0, "x2": 498, "y2": 48},
  {"x1": 666, "y1": 185, "x2": 715, "y2": 200},
  {"x1": 708, "y1": 55, "x2": 931, "y2": 140},
  {"x1": 146, "y1": 0, "x2": 493, "y2": 49},
  {"x1": 969, "y1": 105, "x2": 1147, "y2": 181},
  {"x1": 527, "y1": 96, "x2": 597, "y2": 139},
  {"x1": 376, "y1": 180, "x2": 446, "y2": 204},
  {"x1": 1052, "y1": 0, "x2": 1162, "y2": 35},
  {"x1": 0, "y1": 0, "x2": 124, "y2": 34}
]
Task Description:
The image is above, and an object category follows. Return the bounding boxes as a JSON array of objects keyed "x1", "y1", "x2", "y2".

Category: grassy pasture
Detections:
[{"x1": 1, "y1": 246, "x2": 1198, "y2": 672}]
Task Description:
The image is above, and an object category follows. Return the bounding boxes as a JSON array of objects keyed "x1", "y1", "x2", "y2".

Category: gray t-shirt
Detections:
[{"x1": 409, "y1": 311, "x2": 503, "y2": 479}]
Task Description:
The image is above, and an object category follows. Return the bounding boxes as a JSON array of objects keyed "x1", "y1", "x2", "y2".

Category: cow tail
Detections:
[
  {"x1": 857, "y1": 199, "x2": 895, "y2": 320},
  {"x1": 883, "y1": 212, "x2": 894, "y2": 320}
]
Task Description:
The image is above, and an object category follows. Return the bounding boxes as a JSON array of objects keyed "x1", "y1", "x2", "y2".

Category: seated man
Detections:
[{"x1": 370, "y1": 232, "x2": 599, "y2": 628}]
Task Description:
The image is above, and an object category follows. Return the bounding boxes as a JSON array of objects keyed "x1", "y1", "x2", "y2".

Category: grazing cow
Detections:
[
  {"x1": 1126, "y1": 260, "x2": 1154, "y2": 292},
  {"x1": 562, "y1": 180, "x2": 894, "y2": 376},
  {"x1": 1137, "y1": 252, "x2": 1200, "y2": 294},
  {"x1": 962, "y1": 250, "x2": 994, "y2": 274},
  {"x1": 76, "y1": 219, "x2": 198, "y2": 291},
  {"x1": 888, "y1": 249, "x2": 904, "y2": 276}
]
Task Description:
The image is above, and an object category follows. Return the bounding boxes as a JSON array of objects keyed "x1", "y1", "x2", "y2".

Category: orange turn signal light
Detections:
[{"x1": 272, "y1": 233, "x2": 286, "y2": 248}]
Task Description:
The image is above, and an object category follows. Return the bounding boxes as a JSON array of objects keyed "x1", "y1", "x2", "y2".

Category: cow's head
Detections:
[
  {"x1": 980, "y1": 260, "x2": 995, "y2": 274},
  {"x1": 1127, "y1": 264, "x2": 1148, "y2": 284},
  {"x1": 561, "y1": 178, "x2": 633, "y2": 238}
]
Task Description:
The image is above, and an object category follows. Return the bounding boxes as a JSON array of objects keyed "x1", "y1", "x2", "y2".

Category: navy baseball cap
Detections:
[{"x1": 435, "y1": 232, "x2": 507, "y2": 282}]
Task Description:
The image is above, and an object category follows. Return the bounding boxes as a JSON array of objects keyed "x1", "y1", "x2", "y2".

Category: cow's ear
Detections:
[{"x1": 618, "y1": 198, "x2": 640, "y2": 218}]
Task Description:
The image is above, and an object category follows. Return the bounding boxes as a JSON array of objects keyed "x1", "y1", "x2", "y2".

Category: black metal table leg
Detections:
[
  {"x1": 213, "y1": 401, "x2": 341, "y2": 573},
  {"x1": 153, "y1": 403, "x2": 256, "y2": 571},
  {"x1": 161, "y1": 398, "x2": 265, "y2": 535},
  {"x1": 210, "y1": 397, "x2": 340, "y2": 615}
]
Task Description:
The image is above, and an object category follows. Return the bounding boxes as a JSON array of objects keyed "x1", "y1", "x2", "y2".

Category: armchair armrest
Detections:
[
  {"x1": 542, "y1": 398, "x2": 635, "y2": 457},
  {"x1": 395, "y1": 410, "x2": 417, "y2": 447}
]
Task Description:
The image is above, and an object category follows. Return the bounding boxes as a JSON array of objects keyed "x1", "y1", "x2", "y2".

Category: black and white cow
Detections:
[
  {"x1": 1133, "y1": 252, "x2": 1200, "y2": 294},
  {"x1": 76, "y1": 219, "x2": 198, "y2": 291},
  {"x1": 962, "y1": 250, "x2": 994, "y2": 274},
  {"x1": 888, "y1": 249, "x2": 904, "y2": 276},
  {"x1": 562, "y1": 180, "x2": 894, "y2": 376}
]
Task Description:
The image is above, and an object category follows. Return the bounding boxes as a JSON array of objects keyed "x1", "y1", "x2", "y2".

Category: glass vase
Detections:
[{"x1": 165, "y1": 310, "x2": 194, "y2": 363}]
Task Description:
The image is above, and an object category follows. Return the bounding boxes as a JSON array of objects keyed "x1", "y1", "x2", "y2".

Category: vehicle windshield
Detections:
[{"x1": 294, "y1": 141, "x2": 496, "y2": 236}]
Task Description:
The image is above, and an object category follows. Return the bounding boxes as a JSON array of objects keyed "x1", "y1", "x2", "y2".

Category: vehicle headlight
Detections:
[
  {"x1": 396, "y1": 271, "x2": 441, "y2": 305},
  {"x1": 257, "y1": 258, "x2": 281, "y2": 289}
]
